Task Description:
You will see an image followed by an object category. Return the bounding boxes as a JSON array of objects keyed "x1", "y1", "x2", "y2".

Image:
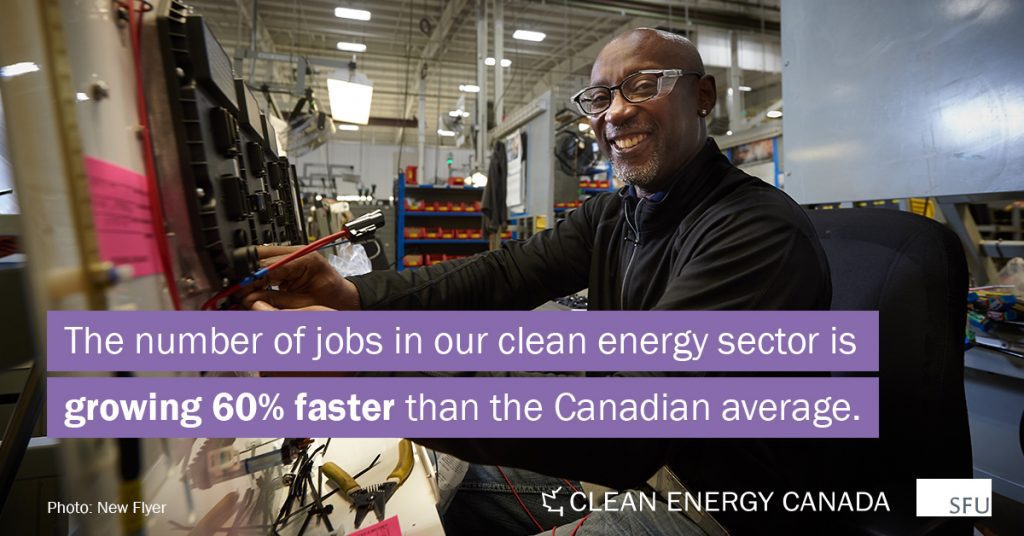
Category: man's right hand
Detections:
[{"x1": 239, "y1": 246, "x2": 362, "y2": 311}]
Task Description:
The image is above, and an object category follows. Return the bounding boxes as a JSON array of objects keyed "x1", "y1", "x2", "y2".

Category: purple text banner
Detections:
[
  {"x1": 48, "y1": 377, "x2": 879, "y2": 438},
  {"x1": 48, "y1": 311, "x2": 878, "y2": 372}
]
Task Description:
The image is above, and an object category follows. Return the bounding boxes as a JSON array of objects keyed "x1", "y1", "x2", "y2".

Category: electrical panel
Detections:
[{"x1": 150, "y1": 1, "x2": 306, "y2": 304}]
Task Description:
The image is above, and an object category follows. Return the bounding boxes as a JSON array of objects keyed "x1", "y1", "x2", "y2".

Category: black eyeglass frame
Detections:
[{"x1": 571, "y1": 68, "x2": 704, "y2": 116}]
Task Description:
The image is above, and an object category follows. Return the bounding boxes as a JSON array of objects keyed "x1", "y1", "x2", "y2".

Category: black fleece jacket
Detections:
[
  {"x1": 348, "y1": 139, "x2": 833, "y2": 533},
  {"x1": 352, "y1": 139, "x2": 830, "y2": 312}
]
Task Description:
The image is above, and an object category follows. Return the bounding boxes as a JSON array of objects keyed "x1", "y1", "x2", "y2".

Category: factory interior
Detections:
[{"x1": 0, "y1": 0, "x2": 1023, "y2": 534}]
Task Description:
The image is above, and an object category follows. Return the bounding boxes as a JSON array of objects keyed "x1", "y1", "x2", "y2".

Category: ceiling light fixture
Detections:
[
  {"x1": 437, "y1": 129, "x2": 456, "y2": 137},
  {"x1": 726, "y1": 130, "x2": 733, "y2": 135},
  {"x1": 459, "y1": 84, "x2": 480, "y2": 93},
  {"x1": 485, "y1": 57, "x2": 512, "y2": 67},
  {"x1": 512, "y1": 30, "x2": 545, "y2": 42},
  {"x1": 738, "y1": 85, "x2": 752, "y2": 92},
  {"x1": 336, "y1": 42, "x2": 367, "y2": 53},
  {"x1": 334, "y1": 7, "x2": 371, "y2": 21},
  {"x1": 336, "y1": 124, "x2": 360, "y2": 131},
  {"x1": 0, "y1": 62, "x2": 40, "y2": 79},
  {"x1": 766, "y1": 110, "x2": 783, "y2": 118},
  {"x1": 327, "y1": 66, "x2": 374, "y2": 125}
]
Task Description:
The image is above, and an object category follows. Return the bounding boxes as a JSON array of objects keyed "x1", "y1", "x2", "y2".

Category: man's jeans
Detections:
[{"x1": 442, "y1": 464, "x2": 706, "y2": 535}]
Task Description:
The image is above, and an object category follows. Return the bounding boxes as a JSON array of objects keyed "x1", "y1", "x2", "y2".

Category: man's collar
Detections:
[{"x1": 626, "y1": 185, "x2": 667, "y2": 203}]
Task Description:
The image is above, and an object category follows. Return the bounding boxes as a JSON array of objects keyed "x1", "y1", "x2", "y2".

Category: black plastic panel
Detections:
[
  {"x1": 184, "y1": 17, "x2": 237, "y2": 114},
  {"x1": 235, "y1": 79, "x2": 263, "y2": 139},
  {"x1": 155, "y1": 7, "x2": 306, "y2": 297}
]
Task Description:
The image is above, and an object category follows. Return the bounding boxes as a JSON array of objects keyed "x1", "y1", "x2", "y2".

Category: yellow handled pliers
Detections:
[{"x1": 321, "y1": 439, "x2": 415, "y2": 528}]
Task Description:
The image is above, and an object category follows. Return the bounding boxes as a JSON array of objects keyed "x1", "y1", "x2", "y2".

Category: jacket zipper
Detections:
[{"x1": 620, "y1": 198, "x2": 644, "y2": 310}]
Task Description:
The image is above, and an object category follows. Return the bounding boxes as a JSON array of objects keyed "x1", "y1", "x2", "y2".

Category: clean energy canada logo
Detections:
[{"x1": 916, "y1": 479, "x2": 992, "y2": 517}]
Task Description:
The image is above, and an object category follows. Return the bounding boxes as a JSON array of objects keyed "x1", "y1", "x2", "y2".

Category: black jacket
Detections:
[
  {"x1": 481, "y1": 140, "x2": 508, "y2": 236},
  {"x1": 352, "y1": 139, "x2": 829, "y2": 312},
  {"x1": 349, "y1": 139, "x2": 833, "y2": 533}
]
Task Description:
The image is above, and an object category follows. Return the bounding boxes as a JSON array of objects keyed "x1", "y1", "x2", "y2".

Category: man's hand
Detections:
[
  {"x1": 249, "y1": 301, "x2": 338, "y2": 312},
  {"x1": 240, "y1": 246, "x2": 362, "y2": 311}
]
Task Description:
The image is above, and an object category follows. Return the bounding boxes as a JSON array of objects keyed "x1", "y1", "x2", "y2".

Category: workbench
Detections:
[{"x1": 143, "y1": 437, "x2": 444, "y2": 535}]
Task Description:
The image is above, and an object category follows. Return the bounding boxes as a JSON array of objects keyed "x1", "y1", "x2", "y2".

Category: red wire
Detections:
[
  {"x1": 569, "y1": 514, "x2": 590, "y2": 536},
  {"x1": 200, "y1": 228, "x2": 351, "y2": 310},
  {"x1": 562, "y1": 479, "x2": 580, "y2": 494},
  {"x1": 496, "y1": 466, "x2": 544, "y2": 533},
  {"x1": 128, "y1": 0, "x2": 182, "y2": 310}
]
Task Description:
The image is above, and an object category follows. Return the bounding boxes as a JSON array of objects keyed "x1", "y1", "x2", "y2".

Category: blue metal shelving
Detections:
[
  {"x1": 397, "y1": 177, "x2": 487, "y2": 271},
  {"x1": 404, "y1": 211, "x2": 483, "y2": 217},
  {"x1": 406, "y1": 239, "x2": 489, "y2": 244}
]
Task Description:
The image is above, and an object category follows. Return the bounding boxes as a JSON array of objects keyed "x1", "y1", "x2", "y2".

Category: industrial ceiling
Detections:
[{"x1": 187, "y1": 0, "x2": 781, "y2": 147}]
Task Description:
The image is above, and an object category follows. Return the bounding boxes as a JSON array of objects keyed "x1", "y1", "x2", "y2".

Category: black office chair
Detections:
[{"x1": 808, "y1": 208, "x2": 973, "y2": 535}]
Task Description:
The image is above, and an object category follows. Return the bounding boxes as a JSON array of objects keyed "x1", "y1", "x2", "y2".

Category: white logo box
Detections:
[{"x1": 916, "y1": 479, "x2": 992, "y2": 517}]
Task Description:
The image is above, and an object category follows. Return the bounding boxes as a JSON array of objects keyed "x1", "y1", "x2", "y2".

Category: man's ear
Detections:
[{"x1": 698, "y1": 75, "x2": 717, "y2": 113}]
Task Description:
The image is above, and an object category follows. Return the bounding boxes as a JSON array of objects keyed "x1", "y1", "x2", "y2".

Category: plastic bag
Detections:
[
  {"x1": 328, "y1": 242, "x2": 372, "y2": 277},
  {"x1": 997, "y1": 257, "x2": 1024, "y2": 295}
]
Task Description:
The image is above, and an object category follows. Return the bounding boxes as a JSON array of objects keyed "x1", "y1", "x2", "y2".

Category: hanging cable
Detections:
[
  {"x1": 128, "y1": 0, "x2": 182, "y2": 310},
  {"x1": 497, "y1": 466, "x2": 544, "y2": 533}
]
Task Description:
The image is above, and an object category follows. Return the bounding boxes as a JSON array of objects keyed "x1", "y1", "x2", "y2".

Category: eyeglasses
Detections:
[{"x1": 571, "y1": 69, "x2": 703, "y2": 116}]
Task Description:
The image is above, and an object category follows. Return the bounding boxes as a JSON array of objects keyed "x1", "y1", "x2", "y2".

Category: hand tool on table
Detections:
[{"x1": 321, "y1": 439, "x2": 415, "y2": 528}]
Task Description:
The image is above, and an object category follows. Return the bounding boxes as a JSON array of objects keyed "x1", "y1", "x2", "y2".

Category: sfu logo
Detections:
[{"x1": 916, "y1": 479, "x2": 992, "y2": 517}]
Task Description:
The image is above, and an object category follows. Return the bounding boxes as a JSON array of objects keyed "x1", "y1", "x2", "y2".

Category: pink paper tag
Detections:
[
  {"x1": 84, "y1": 157, "x2": 160, "y2": 277},
  {"x1": 348, "y1": 515, "x2": 402, "y2": 536}
]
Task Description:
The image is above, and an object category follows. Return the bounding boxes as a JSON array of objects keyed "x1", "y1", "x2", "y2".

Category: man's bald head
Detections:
[
  {"x1": 596, "y1": 28, "x2": 705, "y2": 79},
  {"x1": 586, "y1": 28, "x2": 716, "y2": 195}
]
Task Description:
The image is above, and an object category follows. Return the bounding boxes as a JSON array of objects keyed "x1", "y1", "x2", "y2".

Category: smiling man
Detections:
[
  {"x1": 245, "y1": 29, "x2": 832, "y2": 534},
  {"x1": 581, "y1": 30, "x2": 711, "y2": 196}
]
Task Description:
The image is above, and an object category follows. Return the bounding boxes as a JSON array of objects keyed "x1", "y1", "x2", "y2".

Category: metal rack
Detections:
[{"x1": 395, "y1": 181, "x2": 491, "y2": 270}]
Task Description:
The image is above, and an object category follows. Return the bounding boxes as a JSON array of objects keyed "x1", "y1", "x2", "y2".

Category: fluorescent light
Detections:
[
  {"x1": 459, "y1": 84, "x2": 480, "y2": 93},
  {"x1": 727, "y1": 87, "x2": 734, "y2": 96},
  {"x1": 337, "y1": 124, "x2": 360, "y2": 131},
  {"x1": 336, "y1": 42, "x2": 367, "y2": 53},
  {"x1": 485, "y1": 57, "x2": 512, "y2": 67},
  {"x1": 76, "y1": 92, "x2": 89, "y2": 102},
  {"x1": 578, "y1": 123, "x2": 590, "y2": 132},
  {"x1": 738, "y1": 85, "x2": 752, "y2": 92},
  {"x1": 448, "y1": 110, "x2": 470, "y2": 118},
  {"x1": 334, "y1": 7, "x2": 371, "y2": 21},
  {"x1": 513, "y1": 29, "x2": 545, "y2": 42},
  {"x1": 0, "y1": 62, "x2": 40, "y2": 78},
  {"x1": 726, "y1": 130, "x2": 733, "y2": 135},
  {"x1": 766, "y1": 110, "x2": 783, "y2": 118},
  {"x1": 327, "y1": 77, "x2": 373, "y2": 124},
  {"x1": 437, "y1": 129, "x2": 456, "y2": 137}
]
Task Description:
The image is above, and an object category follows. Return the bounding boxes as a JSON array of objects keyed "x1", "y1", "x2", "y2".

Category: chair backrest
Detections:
[{"x1": 808, "y1": 208, "x2": 972, "y2": 532}]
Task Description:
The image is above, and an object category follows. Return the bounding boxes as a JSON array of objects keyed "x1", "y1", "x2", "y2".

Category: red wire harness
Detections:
[
  {"x1": 200, "y1": 228, "x2": 352, "y2": 310},
  {"x1": 127, "y1": 0, "x2": 182, "y2": 310}
]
